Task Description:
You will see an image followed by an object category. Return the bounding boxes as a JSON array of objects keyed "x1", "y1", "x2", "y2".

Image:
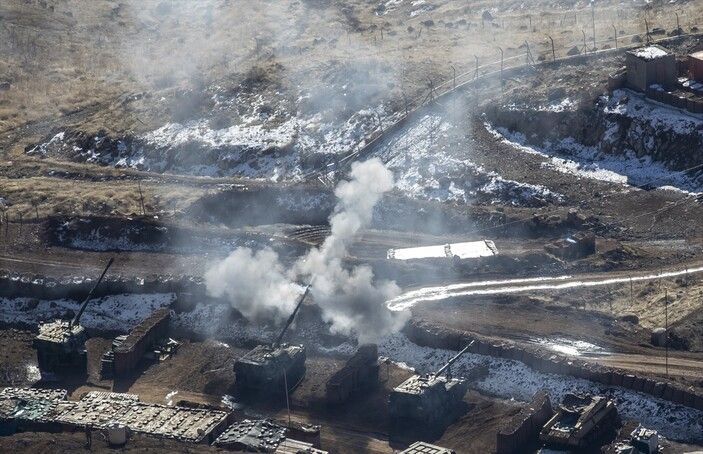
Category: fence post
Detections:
[
  {"x1": 498, "y1": 46, "x2": 504, "y2": 84},
  {"x1": 548, "y1": 35, "x2": 555, "y2": 61},
  {"x1": 591, "y1": 3, "x2": 596, "y2": 50},
  {"x1": 612, "y1": 24, "x2": 618, "y2": 49}
]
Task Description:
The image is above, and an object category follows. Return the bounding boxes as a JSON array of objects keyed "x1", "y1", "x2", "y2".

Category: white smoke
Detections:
[
  {"x1": 204, "y1": 247, "x2": 297, "y2": 324},
  {"x1": 204, "y1": 158, "x2": 408, "y2": 342}
]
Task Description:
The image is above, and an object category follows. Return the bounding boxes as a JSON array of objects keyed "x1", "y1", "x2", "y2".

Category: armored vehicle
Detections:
[
  {"x1": 540, "y1": 393, "x2": 619, "y2": 449},
  {"x1": 234, "y1": 282, "x2": 311, "y2": 394},
  {"x1": 34, "y1": 258, "x2": 114, "y2": 377},
  {"x1": 389, "y1": 343, "x2": 472, "y2": 427}
]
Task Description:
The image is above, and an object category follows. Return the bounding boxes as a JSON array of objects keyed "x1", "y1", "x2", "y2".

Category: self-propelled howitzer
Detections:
[
  {"x1": 34, "y1": 258, "x2": 115, "y2": 377},
  {"x1": 234, "y1": 281, "x2": 313, "y2": 394},
  {"x1": 389, "y1": 342, "x2": 474, "y2": 430}
]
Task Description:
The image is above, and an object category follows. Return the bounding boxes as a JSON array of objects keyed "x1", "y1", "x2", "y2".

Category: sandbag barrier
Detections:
[
  {"x1": 404, "y1": 320, "x2": 703, "y2": 413},
  {"x1": 0, "y1": 270, "x2": 207, "y2": 302},
  {"x1": 496, "y1": 390, "x2": 553, "y2": 454}
]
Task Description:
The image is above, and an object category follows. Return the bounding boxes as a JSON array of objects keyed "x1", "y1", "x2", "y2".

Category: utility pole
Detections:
[
  {"x1": 675, "y1": 12, "x2": 680, "y2": 33},
  {"x1": 665, "y1": 288, "x2": 669, "y2": 378},
  {"x1": 612, "y1": 24, "x2": 618, "y2": 49},
  {"x1": 591, "y1": 2, "x2": 596, "y2": 51},
  {"x1": 630, "y1": 276, "x2": 634, "y2": 307},
  {"x1": 283, "y1": 369, "x2": 291, "y2": 427},
  {"x1": 498, "y1": 46, "x2": 504, "y2": 85}
]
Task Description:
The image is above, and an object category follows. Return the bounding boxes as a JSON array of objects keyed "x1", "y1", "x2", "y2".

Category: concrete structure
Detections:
[
  {"x1": 626, "y1": 45, "x2": 677, "y2": 92},
  {"x1": 689, "y1": 51, "x2": 703, "y2": 81},
  {"x1": 389, "y1": 345, "x2": 472, "y2": 428},
  {"x1": 0, "y1": 388, "x2": 230, "y2": 444},
  {"x1": 400, "y1": 441, "x2": 456, "y2": 454},
  {"x1": 325, "y1": 344, "x2": 379, "y2": 404},
  {"x1": 540, "y1": 394, "x2": 618, "y2": 450},
  {"x1": 387, "y1": 240, "x2": 498, "y2": 261},
  {"x1": 214, "y1": 419, "x2": 328, "y2": 453},
  {"x1": 100, "y1": 308, "x2": 170, "y2": 379}
]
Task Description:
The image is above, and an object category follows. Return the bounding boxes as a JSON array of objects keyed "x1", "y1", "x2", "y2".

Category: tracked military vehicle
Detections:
[
  {"x1": 34, "y1": 258, "x2": 114, "y2": 377},
  {"x1": 389, "y1": 343, "x2": 473, "y2": 428},
  {"x1": 234, "y1": 282, "x2": 311, "y2": 394},
  {"x1": 540, "y1": 393, "x2": 619, "y2": 450}
]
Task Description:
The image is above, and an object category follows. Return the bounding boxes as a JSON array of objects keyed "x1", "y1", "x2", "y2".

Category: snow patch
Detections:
[
  {"x1": 485, "y1": 122, "x2": 703, "y2": 194},
  {"x1": 379, "y1": 114, "x2": 563, "y2": 206},
  {"x1": 0, "y1": 294, "x2": 174, "y2": 332}
]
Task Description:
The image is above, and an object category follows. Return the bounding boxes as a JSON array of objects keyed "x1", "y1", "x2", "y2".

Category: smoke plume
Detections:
[{"x1": 204, "y1": 158, "x2": 407, "y2": 342}]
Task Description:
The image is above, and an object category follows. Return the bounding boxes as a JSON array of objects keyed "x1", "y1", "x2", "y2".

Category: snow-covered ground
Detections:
[
  {"x1": 377, "y1": 114, "x2": 563, "y2": 206},
  {"x1": 530, "y1": 337, "x2": 611, "y2": 357},
  {"x1": 171, "y1": 301, "x2": 274, "y2": 343},
  {"x1": 27, "y1": 89, "x2": 401, "y2": 182},
  {"x1": 0, "y1": 294, "x2": 174, "y2": 332},
  {"x1": 379, "y1": 333, "x2": 703, "y2": 442},
  {"x1": 605, "y1": 89, "x2": 703, "y2": 135},
  {"x1": 485, "y1": 122, "x2": 703, "y2": 194}
]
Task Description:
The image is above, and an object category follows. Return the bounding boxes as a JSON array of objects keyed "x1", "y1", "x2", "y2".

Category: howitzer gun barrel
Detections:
[
  {"x1": 273, "y1": 280, "x2": 313, "y2": 347},
  {"x1": 433, "y1": 341, "x2": 474, "y2": 378},
  {"x1": 70, "y1": 258, "x2": 114, "y2": 328}
]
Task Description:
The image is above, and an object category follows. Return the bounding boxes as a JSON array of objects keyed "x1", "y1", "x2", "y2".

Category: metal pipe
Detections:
[
  {"x1": 274, "y1": 280, "x2": 313, "y2": 347},
  {"x1": 70, "y1": 257, "x2": 114, "y2": 328},
  {"x1": 433, "y1": 341, "x2": 474, "y2": 378}
]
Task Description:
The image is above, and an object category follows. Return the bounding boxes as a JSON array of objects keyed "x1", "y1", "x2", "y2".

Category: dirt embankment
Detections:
[{"x1": 486, "y1": 36, "x2": 703, "y2": 174}]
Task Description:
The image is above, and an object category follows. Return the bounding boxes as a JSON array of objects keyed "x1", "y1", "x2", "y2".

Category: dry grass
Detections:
[{"x1": 0, "y1": 176, "x2": 207, "y2": 219}]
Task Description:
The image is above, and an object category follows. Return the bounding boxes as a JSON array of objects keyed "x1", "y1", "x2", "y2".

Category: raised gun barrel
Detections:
[
  {"x1": 433, "y1": 341, "x2": 474, "y2": 379},
  {"x1": 70, "y1": 258, "x2": 115, "y2": 328},
  {"x1": 273, "y1": 280, "x2": 313, "y2": 348}
]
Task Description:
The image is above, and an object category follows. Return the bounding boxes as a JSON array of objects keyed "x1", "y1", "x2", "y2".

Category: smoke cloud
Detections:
[{"x1": 204, "y1": 158, "x2": 408, "y2": 342}]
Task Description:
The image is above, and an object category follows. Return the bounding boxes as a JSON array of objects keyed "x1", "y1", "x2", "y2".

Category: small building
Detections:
[
  {"x1": 626, "y1": 45, "x2": 677, "y2": 92},
  {"x1": 544, "y1": 232, "x2": 595, "y2": 261},
  {"x1": 689, "y1": 51, "x2": 703, "y2": 81},
  {"x1": 630, "y1": 426, "x2": 658, "y2": 454}
]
